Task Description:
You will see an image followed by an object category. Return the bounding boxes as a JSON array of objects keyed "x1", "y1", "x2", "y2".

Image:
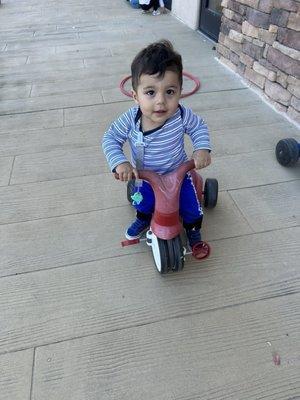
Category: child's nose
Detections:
[{"x1": 156, "y1": 93, "x2": 165, "y2": 104}]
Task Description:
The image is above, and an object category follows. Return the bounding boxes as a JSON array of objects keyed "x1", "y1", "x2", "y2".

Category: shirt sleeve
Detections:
[
  {"x1": 159, "y1": 0, "x2": 165, "y2": 6},
  {"x1": 181, "y1": 105, "x2": 211, "y2": 152},
  {"x1": 102, "y1": 109, "x2": 133, "y2": 172}
]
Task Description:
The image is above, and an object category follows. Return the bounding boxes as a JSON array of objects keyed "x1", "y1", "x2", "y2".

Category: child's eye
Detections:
[
  {"x1": 166, "y1": 89, "x2": 175, "y2": 95},
  {"x1": 145, "y1": 90, "x2": 155, "y2": 96}
]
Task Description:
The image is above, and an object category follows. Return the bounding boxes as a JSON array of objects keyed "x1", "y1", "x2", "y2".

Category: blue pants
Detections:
[{"x1": 133, "y1": 173, "x2": 203, "y2": 229}]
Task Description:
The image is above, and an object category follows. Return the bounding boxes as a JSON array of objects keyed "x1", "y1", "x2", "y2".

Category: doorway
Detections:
[
  {"x1": 164, "y1": 0, "x2": 172, "y2": 10},
  {"x1": 199, "y1": 0, "x2": 222, "y2": 41}
]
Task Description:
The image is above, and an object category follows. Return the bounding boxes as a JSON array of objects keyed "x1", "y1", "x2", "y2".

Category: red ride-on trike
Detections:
[{"x1": 122, "y1": 160, "x2": 218, "y2": 274}]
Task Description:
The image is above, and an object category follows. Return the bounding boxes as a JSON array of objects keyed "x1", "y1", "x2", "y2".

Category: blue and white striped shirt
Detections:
[{"x1": 102, "y1": 105, "x2": 211, "y2": 175}]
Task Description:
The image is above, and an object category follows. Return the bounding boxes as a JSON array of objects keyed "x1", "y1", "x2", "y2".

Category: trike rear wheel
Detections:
[{"x1": 204, "y1": 178, "x2": 218, "y2": 208}]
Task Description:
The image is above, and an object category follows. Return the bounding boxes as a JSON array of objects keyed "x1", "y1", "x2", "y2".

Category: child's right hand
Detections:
[{"x1": 114, "y1": 162, "x2": 138, "y2": 181}]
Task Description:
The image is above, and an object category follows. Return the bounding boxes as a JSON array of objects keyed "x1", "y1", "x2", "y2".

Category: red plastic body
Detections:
[
  {"x1": 138, "y1": 160, "x2": 203, "y2": 240},
  {"x1": 121, "y1": 238, "x2": 140, "y2": 247}
]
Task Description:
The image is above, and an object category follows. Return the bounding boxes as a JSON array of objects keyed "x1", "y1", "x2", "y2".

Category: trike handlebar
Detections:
[{"x1": 138, "y1": 159, "x2": 195, "y2": 184}]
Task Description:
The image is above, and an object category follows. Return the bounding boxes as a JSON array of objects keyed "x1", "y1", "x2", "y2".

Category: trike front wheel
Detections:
[{"x1": 147, "y1": 232, "x2": 185, "y2": 274}]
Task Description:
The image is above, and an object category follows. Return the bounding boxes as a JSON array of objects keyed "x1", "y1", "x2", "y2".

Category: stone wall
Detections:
[{"x1": 217, "y1": 0, "x2": 300, "y2": 124}]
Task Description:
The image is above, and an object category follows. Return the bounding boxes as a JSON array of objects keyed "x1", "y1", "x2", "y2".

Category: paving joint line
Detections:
[
  {"x1": 0, "y1": 204, "x2": 130, "y2": 226},
  {"x1": 2, "y1": 170, "x2": 300, "y2": 190},
  {"x1": 0, "y1": 99, "x2": 130, "y2": 117},
  {"x1": 29, "y1": 347, "x2": 36, "y2": 400},
  {"x1": 8, "y1": 156, "x2": 15, "y2": 186},
  {"x1": 0, "y1": 250, "x2": 148, "y2": 279},
  {"x1": 0, "y1": 87, "x2": 251, "y2": 117},
  {"x1": 0, "y1": 225, "x2": 298, "y2": 280},
  {"x1": 0, "y1": 189, "x2": 298, "y2": 227},
  {"x1": 227, "y1": 190, "x2": 256, "y2": 234},
  {"x1": 5, "y1": 169, "x2": 104, "y2": 185},
  {"x1": 0, "y1": 291, "x2": 298, "y2": 358},
  {"x1": 227, "y1": 178, "x2": 300, "y2": 192}
]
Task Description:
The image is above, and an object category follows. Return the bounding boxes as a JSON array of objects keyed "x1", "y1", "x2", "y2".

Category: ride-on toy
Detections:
[
  {"x1": 275, "y1": 138, "x2": 300, "y2": 167},
  {"x1": 121, "y1": 160, "x2": 218, "y2": 274}
]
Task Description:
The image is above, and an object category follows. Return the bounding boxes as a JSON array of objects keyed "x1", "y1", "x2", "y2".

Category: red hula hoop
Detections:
[{"x1": 119, "y1": 71, "x2": 200, "y2": 99}]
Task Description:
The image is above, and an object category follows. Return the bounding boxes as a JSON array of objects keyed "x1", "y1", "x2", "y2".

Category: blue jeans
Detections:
[{"x1": 133, "y1": 173, "x2": 203, "y2": 229}]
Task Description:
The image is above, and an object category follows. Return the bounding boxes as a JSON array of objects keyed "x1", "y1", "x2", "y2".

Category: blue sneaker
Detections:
[
  {"x1": 125, "y1": 218, "x2": 150, "y2": 240},
  {"x1": 186, "y1": 228, "x2": 201, "y2": 248}
]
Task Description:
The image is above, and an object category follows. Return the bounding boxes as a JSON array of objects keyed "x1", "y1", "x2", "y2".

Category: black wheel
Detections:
[
  {"x1": 275, "y1": 138, "x2": 299, "y2": 167},
  {"x1": 153, "y1": 237, "x2": 170, "y2": 274},
  {"x1": 127, "y1": 179, "x2": 136, "y2": 203},
  {"x1": 171, "y1": 235, "x2": 185, "y2": 272},
  {"x1": 149, "y1": 233, "x2": 184, "y2": 274},
  {"x1": 204, "y1": 178, "x2": 218, "y2": 208}
]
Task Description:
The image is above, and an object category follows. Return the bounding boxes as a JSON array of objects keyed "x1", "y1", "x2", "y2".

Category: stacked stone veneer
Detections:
[{"x1": 217, "y1": 0, "x2": 300, "y2": 124}]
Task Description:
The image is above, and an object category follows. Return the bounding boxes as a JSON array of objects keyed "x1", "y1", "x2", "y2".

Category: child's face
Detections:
[{"x1": 132, "y1": 70, "x2": 182, "y2": 131}]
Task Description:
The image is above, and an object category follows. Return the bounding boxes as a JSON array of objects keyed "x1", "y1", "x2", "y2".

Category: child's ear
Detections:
[{"x1": 131, "y1": 90, "x2": 139, "y2": 104}]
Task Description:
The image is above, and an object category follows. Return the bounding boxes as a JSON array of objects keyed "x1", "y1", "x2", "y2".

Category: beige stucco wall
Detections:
[{"x1": 171, "y1": 0, "x2": 201, "y2": 30}]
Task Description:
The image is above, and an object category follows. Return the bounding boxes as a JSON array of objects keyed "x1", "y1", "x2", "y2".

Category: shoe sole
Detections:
[{"x1": 125, "y1": 227, "x2": 149, "y2": 241}]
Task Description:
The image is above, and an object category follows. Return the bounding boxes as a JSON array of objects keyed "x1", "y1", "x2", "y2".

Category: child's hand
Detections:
[
  {"x1": 193, "y1": 149, "x2": 211, "y2": 169},
  {"x1": 114, "y1": 162, "x2": 138, "y2": 181}
]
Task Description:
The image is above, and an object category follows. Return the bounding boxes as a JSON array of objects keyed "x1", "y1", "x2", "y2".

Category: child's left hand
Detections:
[{"x1": 193, "y1": 149, "x2": 211, "y2": 169}]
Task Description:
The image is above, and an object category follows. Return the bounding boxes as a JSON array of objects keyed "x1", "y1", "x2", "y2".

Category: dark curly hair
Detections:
[{"x1": 131, "y1": 39, "x2": 183, "y2": 91}]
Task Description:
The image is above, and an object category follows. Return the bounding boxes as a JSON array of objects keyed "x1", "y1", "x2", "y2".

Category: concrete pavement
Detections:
[{"x1": 0, "y1": 0, "x2": 299, "y2": 399}]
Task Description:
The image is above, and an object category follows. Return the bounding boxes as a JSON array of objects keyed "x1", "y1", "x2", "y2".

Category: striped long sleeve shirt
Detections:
[{"x1": 102, "y1": 105, "x2": 211, "y2": 175}]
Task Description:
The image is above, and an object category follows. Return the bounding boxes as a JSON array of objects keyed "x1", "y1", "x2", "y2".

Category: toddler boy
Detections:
[{"x1": 102, "y1": 40, "x2": 211, "y2": 255}]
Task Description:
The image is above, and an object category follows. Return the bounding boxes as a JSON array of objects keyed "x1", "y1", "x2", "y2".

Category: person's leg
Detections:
[
  {"x1": 140, "y1": 4, "x2": 152, "y2": 11},
  {"x1": 126, "y1": 181, "x2": 154, "y2": 239},
  {"x1": 180, "y1": 173, "x2": 210, "y2": 259},
  {"x1": 151, "y1": 0, "x2": 161, "y2": 14},
  {"x1": 179, "y1": 173, "x2": 203, "y2": 247},
  {"x1": 151, "y1": 0, "x2": 160, "y2": 10}
]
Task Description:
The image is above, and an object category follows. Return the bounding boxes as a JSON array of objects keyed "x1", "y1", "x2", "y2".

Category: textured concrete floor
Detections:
[{"x1": 0, "y1": 0, "x2": 300, "y2": 399}]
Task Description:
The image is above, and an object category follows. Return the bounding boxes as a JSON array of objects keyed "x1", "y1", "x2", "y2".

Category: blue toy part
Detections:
[
  {"x1": 130, "y1": 0, "x2": 140, "y2": 8},
  {"x1": 131, "y1": 191, "x2": 143, "y2": 205}
]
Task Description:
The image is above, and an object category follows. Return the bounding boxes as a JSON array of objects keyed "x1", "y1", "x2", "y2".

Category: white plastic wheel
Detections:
[
  {"x1": 147, "y1": 230, "x2": 161, "y2": 272},
  {"x1": 146, "y1": 230, "x2": 169, "y2": 274}
]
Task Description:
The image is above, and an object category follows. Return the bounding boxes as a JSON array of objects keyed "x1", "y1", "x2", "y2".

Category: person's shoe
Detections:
[
  {"x1": 142, "y1": 9, "x2": 151, "y2": 14},
  {"x1": 186, "y1": 227, "x2": 201, "y2": 248},
  {"x1": 125, "y1": 218, "x2": 150, "y2": 240},
  {"x1": 152, "y1": 10, "x2": 161, "y2": 15}
]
